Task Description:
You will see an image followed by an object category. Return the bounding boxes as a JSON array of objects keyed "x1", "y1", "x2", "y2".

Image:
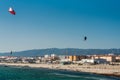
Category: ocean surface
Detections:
[{"x1": 0, "y1": 65, "x2": 119, "y2": 80}]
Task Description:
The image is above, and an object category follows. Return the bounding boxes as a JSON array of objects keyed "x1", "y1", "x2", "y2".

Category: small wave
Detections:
[
  {"x1": 50, "y1": 72, "x2": 81, "y2": 78},
  {"x1": 84, "y1": 77, "x2": 112, "y2": 80},
  {"x1": 50, "y1": 72, "x2": 117, "y2": 80}
]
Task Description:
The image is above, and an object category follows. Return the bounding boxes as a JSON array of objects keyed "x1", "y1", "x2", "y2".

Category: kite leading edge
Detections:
[{"x1": 9, "y1": 7, "x2": 16, "y2": 15}]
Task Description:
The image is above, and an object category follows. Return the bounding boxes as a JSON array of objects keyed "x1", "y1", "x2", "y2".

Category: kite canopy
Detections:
[{"x1": 9, "y1": 7, "x2": 16, "y2": 15}]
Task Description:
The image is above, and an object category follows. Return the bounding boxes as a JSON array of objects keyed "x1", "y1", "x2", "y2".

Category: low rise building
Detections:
[
  {"x1": 92, "y1": 55, "x2": 116, "y2": 62},
  {"x1": 68, "y1": 55, "x2": 87, "y2": 61},
  {"x1": 81, "y1": 59, "x2": 108, "y2": 64},
  {"x1": 115, "y1": 55, "x2": 120, "y2": 62},
  {"x1": 81, "y1": 59, "x2": 94, "y2": 64}
]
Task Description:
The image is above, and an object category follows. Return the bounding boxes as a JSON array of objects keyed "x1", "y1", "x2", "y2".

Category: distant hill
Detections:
[{"x1": 0, "y1": 48, "x2": 120, "y2": 57}]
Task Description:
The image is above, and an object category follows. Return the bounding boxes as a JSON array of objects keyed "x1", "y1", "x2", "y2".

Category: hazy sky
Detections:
[{"x1": 0, "y1": 0, "x2": 120, "y2": 52}]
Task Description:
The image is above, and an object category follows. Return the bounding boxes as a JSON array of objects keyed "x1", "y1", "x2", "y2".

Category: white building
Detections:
[
  {"x1": 81, "y1": 59, "x2": 94, "y2": 64},
  {"x1": 51, "y1": 54, "x2": 56, "y2": 57},
  {"x1": 81, "y1": 59, "x2": 108, "y2": 64},
  {"x1": 94, "y1": 59, "x2": 108, "y2": 64},
  {"x1": 44, "y1": 55, "x2": 50, "y2": 58}
]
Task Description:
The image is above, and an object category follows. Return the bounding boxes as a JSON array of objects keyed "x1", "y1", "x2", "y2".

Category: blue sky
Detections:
[{"x1": 0, "y1": 0, "x2": 120, "y2": 52}]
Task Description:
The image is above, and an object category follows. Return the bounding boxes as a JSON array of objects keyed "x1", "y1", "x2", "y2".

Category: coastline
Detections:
[{"x1": 0, "y1": 63, "x2": 120, "y2": 77}]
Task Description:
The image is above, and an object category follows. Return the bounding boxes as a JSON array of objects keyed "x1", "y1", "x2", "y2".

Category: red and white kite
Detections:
[{"x1": 9, "y1": 7, "x2": 16, "y2": 15}]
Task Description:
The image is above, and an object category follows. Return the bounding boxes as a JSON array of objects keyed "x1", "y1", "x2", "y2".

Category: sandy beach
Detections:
[{"x1": 0, "y1": 63, "x2": 120, "y2": 77}]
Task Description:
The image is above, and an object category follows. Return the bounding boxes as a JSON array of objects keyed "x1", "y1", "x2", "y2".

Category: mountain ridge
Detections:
[{"x1": 0, "y1": 48, "x2": 120, "y2": 57}]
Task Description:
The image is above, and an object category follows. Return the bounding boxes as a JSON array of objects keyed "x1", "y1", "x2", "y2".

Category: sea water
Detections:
[{"x1": 0, "y1": 66, "x2": 119, "y2": 80}]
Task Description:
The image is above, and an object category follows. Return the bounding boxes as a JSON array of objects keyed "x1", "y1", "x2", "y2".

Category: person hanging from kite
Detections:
[
  {"x1": 10, "y1": 51, "x2": 13, "y2": 55},
  {"x1": 8, "y1": 7, "x2": 16, "y2": 15},
  {"x1": 84, "y1": 36, "x2": 87, "y2": 41}
]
